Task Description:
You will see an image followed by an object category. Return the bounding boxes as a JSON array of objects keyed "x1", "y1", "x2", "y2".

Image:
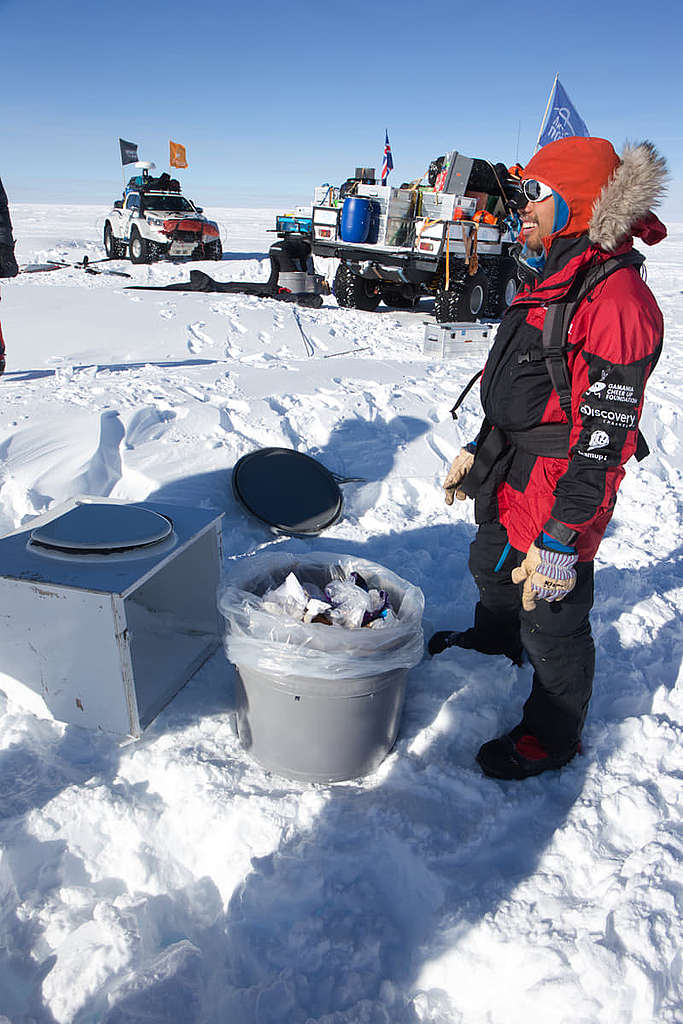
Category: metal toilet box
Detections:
[
  {"x1": 423, "y1": 321, "x2": 494, "y2": 359},
  {"x1": 0, "y1": 497, "x2": 223, "y2": 737}
]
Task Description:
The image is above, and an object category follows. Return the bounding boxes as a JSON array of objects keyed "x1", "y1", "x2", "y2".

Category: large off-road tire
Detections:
[
  {"x1": 458, "y1": 270, "x2": 488, "y2": 320},
  {"x1": 433, "y1": 282, "x2": 460, "y2": 324},
  {"x1": 206, "y1": 239, "x2": 223, "y2": 261},
  {"x1": 104, "y1": 221, "x2": 125, "y2": 259},
  {"x1": 496, "y1": 257, "x2": 520, "y2": 314},
  {"x1": 483, "y1": 256, "x2": 519, "y2": 318},
  {"x1": 434, "y1": 265, "x2": 488, "y2": 323},
  {"x1": 380, "y1": 283, "x2": 418, "y2": 309},
  {"x1": 333, "y1": 262, "x2": 381, "y2": 311},
  {"x1": 129, "y1": 226, "x2": 151, "y2": 264}
]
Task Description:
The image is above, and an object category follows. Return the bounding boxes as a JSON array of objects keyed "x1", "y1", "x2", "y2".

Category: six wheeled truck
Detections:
[
  {"x1": 310, "y1": 152, "x2": 522, "y2": 322},
  {"x1": 104, "y1": 170, "x2": 222, "y2": 264}
]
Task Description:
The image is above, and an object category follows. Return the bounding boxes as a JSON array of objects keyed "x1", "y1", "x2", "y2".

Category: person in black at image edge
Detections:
[{"x1": 0, "y1": 177, "x2": 19, "y2": 374}]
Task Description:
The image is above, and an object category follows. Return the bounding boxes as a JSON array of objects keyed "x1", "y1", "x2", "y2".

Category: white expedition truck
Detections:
[
  {"x1": 311, "y1": 152, "x2": 522, "y2": 322},
  {"x1": 104, "y1": 172, "x2": 222, "y2": 264}
]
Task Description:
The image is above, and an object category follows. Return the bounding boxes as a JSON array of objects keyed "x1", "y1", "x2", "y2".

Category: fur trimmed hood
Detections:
[
  {"x1": 522, "y1": 137, "x2": 668, "y2": 253},
  {"x1": 588, "y1": 141, "x2": 668, "y2": 250}
]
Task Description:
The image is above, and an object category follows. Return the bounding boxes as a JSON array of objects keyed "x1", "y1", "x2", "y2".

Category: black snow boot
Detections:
[
  {"x1": 428, "y1": 630, "x2": 465, "y2": 656},
  {"x1": 428, "y1": 628, "x2": 523, "y2": 665},
  {"x1": 476, "y1": 724, "x2": 579, "y2": 781}
]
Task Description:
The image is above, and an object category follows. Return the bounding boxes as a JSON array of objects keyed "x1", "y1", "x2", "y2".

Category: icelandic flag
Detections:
[
  {"x1": 537, "y1": 78, "x2": 589, "y2": 149},
  {"x1": 381, "y1": 131, "x2": 394, "y2": 184}
]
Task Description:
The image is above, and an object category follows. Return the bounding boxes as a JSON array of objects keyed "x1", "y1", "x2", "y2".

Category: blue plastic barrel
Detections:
[{"x1": 340, "y1": 197, "x2": 371, "y2": 243}]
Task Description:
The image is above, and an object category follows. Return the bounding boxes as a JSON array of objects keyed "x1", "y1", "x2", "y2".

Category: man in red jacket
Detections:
[
  {"x1": 430, "y1": 137, "x2": 667, "y2": 780},
  {"x1": 0, "y1": 177, "x2": 19, "y2": 374}
]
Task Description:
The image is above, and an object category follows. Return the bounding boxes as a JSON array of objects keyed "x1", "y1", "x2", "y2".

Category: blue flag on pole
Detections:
[{"x1": 537, "y1": 78, "x2": 589, "y2": 148}]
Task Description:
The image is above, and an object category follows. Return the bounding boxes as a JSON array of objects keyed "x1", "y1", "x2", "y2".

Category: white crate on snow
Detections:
[
  {"x1": 423, "y1": 322, "x2": 494, "y2": 359},
  {"x1": 0, "y1": 497, "x2": 223, "y2": 737}
]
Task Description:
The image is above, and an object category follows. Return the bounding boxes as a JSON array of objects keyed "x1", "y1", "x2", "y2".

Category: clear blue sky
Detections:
[{"x1": 2, "y1": 0, "x2": 681, "y2": 218}]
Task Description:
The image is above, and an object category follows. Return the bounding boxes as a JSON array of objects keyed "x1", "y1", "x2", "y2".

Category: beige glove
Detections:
[
  {"x1": 511, "y1": 542, "x2": 578, "y2": 611},
  {"x1": 443, "y1": 447, "x2": 475, "y2": 505}
]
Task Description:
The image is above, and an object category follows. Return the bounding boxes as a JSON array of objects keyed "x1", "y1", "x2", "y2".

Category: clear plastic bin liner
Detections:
[{"x1": 219, "y1": 551, "x2": 424, "y2": 686}]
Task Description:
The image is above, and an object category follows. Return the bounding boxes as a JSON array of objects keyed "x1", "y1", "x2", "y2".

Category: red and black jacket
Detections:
[{"x1": 474, "y1": 236, "x2": 664, "y2": 560}]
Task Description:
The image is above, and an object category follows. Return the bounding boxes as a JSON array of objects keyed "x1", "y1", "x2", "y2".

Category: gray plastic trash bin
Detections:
[{"x1": 219, "y1": 551, "x2": 424, "y2": 783}]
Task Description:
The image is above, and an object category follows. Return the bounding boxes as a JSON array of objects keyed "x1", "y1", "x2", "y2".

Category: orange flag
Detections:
[{"x1": 169, "y1": 140, "x2": 188, "y2": 169}]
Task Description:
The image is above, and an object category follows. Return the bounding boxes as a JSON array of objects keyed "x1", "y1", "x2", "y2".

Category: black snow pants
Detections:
[{"x1": 460, "y1": 522, "x2": 595, "y2": 757}]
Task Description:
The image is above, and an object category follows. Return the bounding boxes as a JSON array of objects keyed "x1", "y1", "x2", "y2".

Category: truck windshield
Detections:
[{"x1": 142, "y1": 195, "x2": 195, "y2": 213}]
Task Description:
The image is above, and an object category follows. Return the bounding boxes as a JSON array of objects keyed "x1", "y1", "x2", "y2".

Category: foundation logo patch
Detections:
[
  {"x1": 586, "y1": 381, "x2": 606, "y2": 397},
  {"x1": 605, "y1": 383, "x2": 638, "y2": 404},
  {"x1": 587, "y1": 429, "x2": 610, "y2": 450}
]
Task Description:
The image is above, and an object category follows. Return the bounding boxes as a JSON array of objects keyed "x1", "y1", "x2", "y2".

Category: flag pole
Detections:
[{"x1": 535, "y1": 73, "x2": 558, "y2": 152}]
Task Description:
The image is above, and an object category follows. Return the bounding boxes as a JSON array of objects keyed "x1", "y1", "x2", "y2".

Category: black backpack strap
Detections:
[
  {"x1": 450, "y1": 368, "x2": 484, "y2": 420},
  {"x1": 541, "y1": 302, "x2": 576, "y2": 416},
  {"x1": 541, "y1": 251, "x2": 646, "y2": 419}
]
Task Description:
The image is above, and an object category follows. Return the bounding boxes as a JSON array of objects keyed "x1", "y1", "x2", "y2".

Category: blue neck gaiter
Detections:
[{"x1": 520, "y1": 188, "x2": 570, "y2": 276}]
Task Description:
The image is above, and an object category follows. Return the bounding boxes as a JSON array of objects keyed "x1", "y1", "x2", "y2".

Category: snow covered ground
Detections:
[{"x1": 0, "y1": 205, "x2": 680, "y2": 1024}]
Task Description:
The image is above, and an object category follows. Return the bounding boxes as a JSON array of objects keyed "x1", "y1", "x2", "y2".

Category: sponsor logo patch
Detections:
[
  {"x1": 605, "y1": 383, "x2": 638, "y2": 404},
  {"x1": 579, "y1": 404, "x2": 637, "y2": 429},
  {"x1": 579, "y1": 450, "x2": 609, "y2": 462},
  {"x1": 584, "y1": 380, "x2": 639, "y2": 405},
  {"x1": 587, "y1": 429, "x2": 610, "y2": 451}
]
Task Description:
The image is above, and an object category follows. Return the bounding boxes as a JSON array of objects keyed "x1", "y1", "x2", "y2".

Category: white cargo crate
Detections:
[
  {"x1": 415, "y1": 218, "x2": 446, "y2": 254},
  {"x1": 356, "y1": 184, "x2": 415, "y2": 218},
  {"x1": 312, "y1": 205, "x2": 339, "y2": 242},
  {"x1": 0, "y1": 497, "x2": 223, "y2": 737},
  {"x1": 419, "y1": 193, "x2": 476, "y2": 220},
  {"x1": 419, "y1": 191, "x2": 455, "y2": 220},
  {"x1": 440, "y1": 221, "x2": 503, "y2": 255},
  {"x1": 423, "y1": 322, "x2": 494, "y2": 359}
]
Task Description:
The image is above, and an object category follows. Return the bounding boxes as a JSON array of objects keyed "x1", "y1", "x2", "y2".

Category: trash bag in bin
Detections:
[{"x1": 219, "y1": 550, "x2": 425, "y2": 782}]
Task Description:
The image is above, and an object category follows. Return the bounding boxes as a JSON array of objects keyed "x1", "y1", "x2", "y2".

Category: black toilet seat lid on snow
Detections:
[
  {"x1": 30, "y1": 503, "x2": 173, "y2": 553},
  {"x1": 232, "y1": 448, "x2": 342, "y2": 535}
]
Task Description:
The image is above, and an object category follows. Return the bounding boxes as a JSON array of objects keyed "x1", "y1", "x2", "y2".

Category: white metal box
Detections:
[
  {"x1": 312, "y1": 205, "x2": 340, "y2": 242},
  {"x1": 356, "y1": 185, "x2": 416, "y2": 245},
  {"x1": 423, "y1": 322, "x2": 494, "y2": 359},
  {"x1": 277, "y1": 271, "x2": 326, "y2": 294},
  {"x1": 0, "y1": 497, "x2": 223, "y2": 737},
  {"x1": 418, "y1": 192, "x2": 476, "y2": 221}
]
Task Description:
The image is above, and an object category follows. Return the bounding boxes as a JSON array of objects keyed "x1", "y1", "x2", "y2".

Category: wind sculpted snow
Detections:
[{"x1": 0, "y1": 206, "x2": 680, "y2": 1023}]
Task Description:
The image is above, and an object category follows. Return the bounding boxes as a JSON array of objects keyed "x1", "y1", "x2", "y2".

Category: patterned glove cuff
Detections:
[{"x1": 537, "y1": 544, "x2": 578, "y2": 571}]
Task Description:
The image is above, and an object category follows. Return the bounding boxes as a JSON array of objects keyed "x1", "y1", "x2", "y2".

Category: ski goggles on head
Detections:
[{"x1": 520, "y1": 179, "x2": 554, "y2": 203}]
